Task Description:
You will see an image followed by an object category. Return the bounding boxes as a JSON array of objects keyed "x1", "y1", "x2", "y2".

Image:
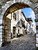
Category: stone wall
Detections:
[
  {"x1": 0, "y1": 0, "x2": 38, "y2": 47},
  {"x1": 3, "y1": 16, "x2": 11, "y2": 43}
]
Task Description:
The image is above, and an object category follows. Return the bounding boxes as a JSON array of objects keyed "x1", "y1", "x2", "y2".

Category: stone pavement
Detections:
[{"x1": 0, "y1": 34, "x2": 36, "y2": 50}]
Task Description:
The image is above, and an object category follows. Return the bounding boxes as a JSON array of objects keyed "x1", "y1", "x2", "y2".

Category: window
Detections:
[
  {"x1": 13, "y1": 26, "x2": 16, "y2": 34},
  {"x1": 13, "y1": 13, "x2": 16, "y2": 20}
]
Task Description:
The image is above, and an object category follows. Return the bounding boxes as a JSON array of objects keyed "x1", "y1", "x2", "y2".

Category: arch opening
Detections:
[
  {"x1": 3, "y1": 2, "x2": 30, "y2": 17},
  {"x1": 1, "y1": 2, "x2": 36, "y2": 47}
]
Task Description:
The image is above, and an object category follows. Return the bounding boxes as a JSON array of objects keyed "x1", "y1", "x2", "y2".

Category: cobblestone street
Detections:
[{"x1": 0, "y1": 34, "x2": 36, "y2": 50}]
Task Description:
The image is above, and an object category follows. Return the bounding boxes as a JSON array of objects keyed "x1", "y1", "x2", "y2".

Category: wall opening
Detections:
[{"x1": 2, "y1": 2, "x2": 36, "y2": 47}]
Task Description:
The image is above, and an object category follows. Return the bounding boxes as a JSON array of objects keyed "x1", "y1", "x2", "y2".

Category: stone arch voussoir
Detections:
[{"x1": 0, "y1": 0, "x2": 36, "y2": 47}]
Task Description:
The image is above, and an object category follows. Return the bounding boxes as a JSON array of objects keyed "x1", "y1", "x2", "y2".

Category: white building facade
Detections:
[{"x1": 11, "y1": 9, "x2": 30, "y2": 38}]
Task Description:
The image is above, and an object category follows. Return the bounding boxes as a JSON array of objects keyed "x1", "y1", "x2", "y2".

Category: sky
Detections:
[
  {"x1": 22, "y1": 8, "x2": 35, "y2": 19},
  {"x1": 22, "y1": 8, "x2": 36, "y2": 32},
  {"x1": 22, "y1": 8, "x2": 36, "y2": 25}
]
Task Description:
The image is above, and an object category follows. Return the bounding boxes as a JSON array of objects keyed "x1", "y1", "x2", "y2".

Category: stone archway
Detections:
[{"x1": 0, "y1": 0, "x2": 36, "y2": 47}]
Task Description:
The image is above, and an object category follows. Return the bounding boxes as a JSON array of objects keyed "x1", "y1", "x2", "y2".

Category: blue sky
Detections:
[
  {"x1": 22, "y1": 8, "x2": 36, "y2": 25},
  {"x1": 22, "y1": 8, "x2": 35, "y2": 20}
]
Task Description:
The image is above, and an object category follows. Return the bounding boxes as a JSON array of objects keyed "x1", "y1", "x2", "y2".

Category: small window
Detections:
[
  {"x1": 13, "y1": 13, "x2": 16, "y2": 20},
  {"x1": 13, "y1": 26, "x2": 16, "y2": 34}
]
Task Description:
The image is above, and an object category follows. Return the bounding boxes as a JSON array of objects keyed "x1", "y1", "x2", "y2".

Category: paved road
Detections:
[{"x1": 0, "y1": 34, "x2": 36, "y2": 50}]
